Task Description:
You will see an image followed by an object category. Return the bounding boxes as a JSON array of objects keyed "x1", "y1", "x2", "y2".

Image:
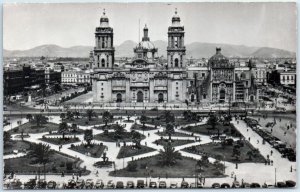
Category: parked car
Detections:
[
  {"x1": 276, "y1": 182, "x2": 286, "y2": 188},
  {"x1": 24, "y1": 179, "x2": 37, "y2": 189},
  {"x1": 250, "y1": 183, "x2": 261, "y2": 188},
  {"x1": 149, "y1": 181, "x2": 157, "y2": 188},
  {"x1": 66, "y1": 179, "x2": 76, "y2": 189},
  {"x1": 116, "y1": 181, "x2": 124, "y2": 189},
  {"x1": 170, "y1": 181, "x2": 177, "y2": 188},
  {"x1": 47, "y1": 181, "x2": 56, "y2": 189},
  {"x1": 221, "y1": 183, "x2": 231, "y2": 188},
  {"x1": 285, "y1": 180, "x2": 296, "y2": 187},
  {"x1": 126, "y1": 181, "x2": 135, "y2": 188},
  {"x1": 262, "y1": 182, "x2": 274, "y2": 188},
  {"x1": 181, "y1": 181, "x2": 189, "y2": 188},
  {"x1": 241, "y1": 182, "x2": 250, "y2": 188},
  {"x1": 107, "y1": 180, "x2": 115, "y2": 189},
  {"x1": 85, "y1": 179, "x2": 94, "y2": 189},
  {"x1": 10, "y1": 179, "x2": 22, "y2": 189},
  {"x1": 137, "y1": 180, "x2": 145, "y2": 188},
  {"x1": 232, "y1": 181, "x2": 240, "y2": 188},
  {"x1": 76, "y1": 179, "x2": 85, "y2": 189},
  {"x1": 95, "y1": 179, "x2": 104, "y2": 189},
  {"x1": 212, "y1": 183, "x2": 221, "y2": 188},
  {"x1": 159, "y1": 181, "x2": 167, "y2": 188},
  {"x1": 37, "y1": 179, "x2": 47, "y2": 189},
  {"x1": 190, "y1": 182, "x2": 203, "y2": 188}
]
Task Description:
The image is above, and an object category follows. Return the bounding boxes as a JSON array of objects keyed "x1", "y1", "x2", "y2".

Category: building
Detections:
[
  {"x1": 280, "y1": 71, "x2": 296, "y2": 86},
  {"x1": 4, "y1": 65, "x2": 46, "y2": 96},
  {"x1": 91, "y1": 9, "x2": 260, "y2": 105},
  {"x1": 61, "y1": 70, "x2": 91, "y2": 85},
  {"x1": 45, "y1": 67, "x2": 61, "y2": 84}
]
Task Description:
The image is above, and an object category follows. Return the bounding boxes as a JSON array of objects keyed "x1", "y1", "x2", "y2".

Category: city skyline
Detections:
[{"x1": 4, "y1": 2, "x2": 297, "y2": 52}]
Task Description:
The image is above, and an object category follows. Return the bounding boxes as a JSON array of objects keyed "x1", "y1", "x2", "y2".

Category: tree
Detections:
[
  {"x1": 28, "y1": 143, "x2": 52, "y2": 164},
  {"x1": 102, "y1": 111, "x2": 112, "y2": 126},
  {"x1": 60, "y1": 113, "x2": 65, "y2": 121},
  {"x1": 114, "y1": 124, "x2": 124, "y2": 139},
  {"x1": 131, "y1": 131, "x2": 141, "y2": 149},
  {"x1": 59, "y1": 122, "x2": 69, "y2": 139},
  {"x1": 232, "y1": 145, "x2": 241, "y2": 161},
  {"x1": 26, "y1": 114, "x2": 33, "y2": 122},
  {"x1": 158, "y1": 141, "x2": 182, "y2": 166},
  {"x1": 84, "y1": 129, "x2": 93, "y2": 146},
  {"x1": 4, "y1": 131, "x2": 11, "y2": 144},
  {"x1": 247, "y1": 150, "x2": 253, "y2": 160},
  {"x1": 86, "y1": 109, "x2": 96, "y2": 121},
  {"x1": 74, "y1": 111, "x2": 80, "y2": 119},
  {"x1": 165, "y1": 111, "x2": 175, "y2": 124},
  {"x1": 207, "y1": 114, "x2": 219, "y2": 136},
  {"x1": 166, "y1": 124, "x2": 175, "y2": 140},
  {"x1": 71, "y1": 123, "x2": 77, "y2": 132},
  {"x1": 198, "y1": 154, "x2": 210, "y2": 167},
  {"x1": 66, "y1": 111, "x2": 74, "y2": 120},
  {"x1": 34, "y1": 114, "x2": 47, "y2": 127}
]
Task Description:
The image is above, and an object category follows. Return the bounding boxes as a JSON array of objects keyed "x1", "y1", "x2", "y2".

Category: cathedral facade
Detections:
[{"x1": 90, "y1": 10, "x2": 259, "y2": 105}]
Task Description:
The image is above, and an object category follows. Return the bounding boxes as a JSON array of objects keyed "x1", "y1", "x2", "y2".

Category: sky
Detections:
[{"x1": 3, "y1": 2, "x2": 297, "y2": 52}]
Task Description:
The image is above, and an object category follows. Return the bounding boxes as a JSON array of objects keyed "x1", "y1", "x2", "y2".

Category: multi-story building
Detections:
[
  {"x1": 61, "y1": 70, "x2": 91, "y2": 85},
  {"x1": 90, "y1": 9, "x2": 260, "y2": 104}
]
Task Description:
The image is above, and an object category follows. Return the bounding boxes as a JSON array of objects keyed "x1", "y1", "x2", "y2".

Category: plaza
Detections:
[{"x1": 3, "y1": 107, "x2": 297, "y2": 189}]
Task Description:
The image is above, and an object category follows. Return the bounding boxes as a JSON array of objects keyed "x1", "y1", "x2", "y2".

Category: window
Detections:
[
  {"x1": 190, "y1": 81, "x2": 193, "y2": 86},
  {"x1": 101, "y1": 59, "x2": 105, "y2": 67},
  {"x1": 101, "y1": 88, "x2": 103, "y2": 91},
  {"x1": 203, "y1": 94, "x2": 206, "y2": 99},
  {"x1": 282, "y1": 76, "x2": 285, "y2": 81},
  {"x1": 291, "y1": 76, "x2": 294, "y2": 80},
  {"x1": 202, "y1": 73, "x2": 205, "y2": 77},
  {"x1": 176, "y1": 87, "x2": 178, "y2": 90},
  {"x1": 174, "y1": 58, "x2": 179, "y2": 67},
  {"x1": 101, "y1": 83, "x2": 103, "y2": 86},
  {"x1": 176, "y1": 82, "x2": 178, "y2": 85},
  {"x1": 287, "y1": 76, "x2": 290, "y2": 81}
]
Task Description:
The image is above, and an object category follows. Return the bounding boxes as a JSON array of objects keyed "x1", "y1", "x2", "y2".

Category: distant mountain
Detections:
[
  {"x1": 3, "y1": 44, "x2": 92, "y2": 58},
  {"x1": 3, "y1": 42, "x2": 296, "y2": 59},
  {"x1": 251, "y1": 47, "x2": 296, "y2": 58}
]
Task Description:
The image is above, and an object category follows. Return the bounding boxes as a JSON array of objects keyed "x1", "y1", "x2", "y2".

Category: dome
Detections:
[
  {"x1": 208, "y1": 47, "x2": 233, "y2": 68},
  {"x1": 140, "y1": 41, "x2": 155, "y2": 50}
]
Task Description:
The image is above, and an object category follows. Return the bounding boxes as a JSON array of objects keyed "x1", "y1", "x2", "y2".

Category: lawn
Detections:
[
  {"x1": 9, "y1": 122, "x2": 60, "y2": 134},
  {"x1": 109, "y1": 156, "x2": 225, "y2": 178},
  {"x1": 156, "y1": 131, "x2": 193, "y2": 137},
  {"x1": 153, "y1": 138, "x2": 195, "y2": 147},
  {"x1": 144, "y1": 117, "x2": 198, "y2": 127},
  {"x1": 94, "y1": 124, "x2": 121, "y2": 131},
  {"x1": 69, "y1": 143, "x2": 107, "y2": 158},
  {"x1": 4, "y1": 151, "x2": 89, "y2": 175},
  {"x1": 117, "y1": 145, "x2": 156, "y2": 159},
  {"x1": 131, "y1": 123, "x2": 157, "y2": 131},
  {"x1": 182, "y1": 123, "x2": 242, "y2": 137},
  {"x1": 4, "y1": 140, "x2": 31, "y2": 155},
  {"x1": 183, "y1": 141, "x2": 266, "y2": 163},
  {"x1": 94, "y1": 132, "x2": 145, "y2": 142},
  {"x1": 40, "y1": 136, "x2": 80, "y2": 145},
  {"x1": 65, "y1": 117, "x2": 114, "y2": 126}
]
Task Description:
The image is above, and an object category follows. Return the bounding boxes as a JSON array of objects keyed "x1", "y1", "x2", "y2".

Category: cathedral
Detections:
[{"x1": 90, "y1": 9, "x2": 259, "y2": 105}]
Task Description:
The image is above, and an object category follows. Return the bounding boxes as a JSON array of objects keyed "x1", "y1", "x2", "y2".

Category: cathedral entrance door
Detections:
[
  {"x1": 219, "y1": 89, "x2": 225, "y2": 103},
  {"x1": 116, "y1": 93, "x2": 122, "y2": 103},
  {"x1": 137, "y1": 91, "x2": 144, "y2": 102},
  {"x1": 158, "y1": 93, "x2": 164, "y2": 103}
]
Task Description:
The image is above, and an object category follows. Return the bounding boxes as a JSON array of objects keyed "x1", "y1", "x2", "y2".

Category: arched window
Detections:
[
  {"x1": 101, "y1": 59, "x2": 105, "y2": 67},
  {"x1": 287, "y1": 76, "x2": 290, "y2": 81},
  {"x1": 116, "y1": 93, "x2": 122, "y2": 103},
  {"x1": 174, "y1": 58, "x2": 179, "y2": 67},
  {"x1": 191, "y1": 94, "x2": 195, "y2": 102},
  {"x1": 282, "y1": 76, "x2": 285, "y2": 81},
  {"x1": 137, "y1": 91, "x2": 144, "y2": 102},
  {"x1": 102, "y1": 37, "x2": 105, "y2": 48},
  {"x1": 158, "y1": 93, "x2": 164, "y2": 103}
]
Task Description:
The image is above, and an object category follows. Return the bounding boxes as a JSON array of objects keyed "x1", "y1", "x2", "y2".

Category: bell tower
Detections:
[
  {"x1": 93, "y1": 9, "x2": 115, "y2": 69},
  {"x1": 167, "y1": 8, "x2": 186, "y2": 69}
]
